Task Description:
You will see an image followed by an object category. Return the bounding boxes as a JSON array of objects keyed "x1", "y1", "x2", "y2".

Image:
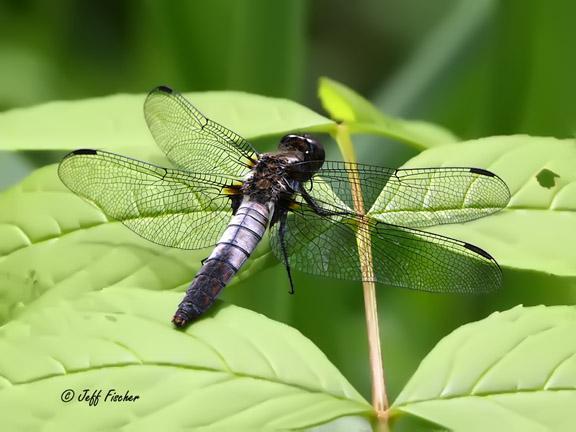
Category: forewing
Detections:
[
  {"x1": 144, "y1": 85, "x2": 258, "y2": 176},
  {"x1": 270, "y1": 208, "x2": 502, "y2": 293},
  {"x1": 294, "y1": 161, "x2": 510, "y2": 227},
  {"x1": 58, "y1": 149, "x2": 236, "y2": 250},
  {"x1": 368, "y1": 166, "x2": 510, "y2": 227}
]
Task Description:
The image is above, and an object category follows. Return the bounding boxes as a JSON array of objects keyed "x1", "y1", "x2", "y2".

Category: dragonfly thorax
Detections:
[
  {"x1": 241, "y1": 133, "x2": 325, "y2": 205},
  {"x1": 241, "y1": 154, "x2": 298, "y2": 204}
]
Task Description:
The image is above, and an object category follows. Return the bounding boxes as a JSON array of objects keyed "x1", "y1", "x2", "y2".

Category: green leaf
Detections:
[
  {"x1": 318, "y1": 77, "x2": 457, "y2": 149},
  {"x1": 0, "y1": 91, "x2": 334, "y2": 153},
  {"x1": 402, "y1": 135, "x2": 576, "y2": 279},
  {"x1": 391, "y1": 305, "x2": 576, "y2": 431},
  {"x1": 0, "y1": 164, "x2": 275, "y2": 325},
  {"x1": 0, "y1": 287, "x2": 371, "y2": 431}
]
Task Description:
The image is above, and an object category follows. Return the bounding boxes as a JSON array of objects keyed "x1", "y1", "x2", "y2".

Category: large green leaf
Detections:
[
  {"x1": 0, "y1": 164, "x2": 276, "y2": 325},
  {"x1": 0, "y1": 287, "x2": 371, "y2": 431},
  {"x1": 402, "y1": 135, "x2": 576, "y2": 279},
  {"x1": 0, "y1": 91, "x2": 334, "y2": 153},
  {"x1": 391, "y1": 305, "x2": 576, "y2": 431},
  {"x1": 318, "y1": 77, "x2": 457, "y2": 149}
]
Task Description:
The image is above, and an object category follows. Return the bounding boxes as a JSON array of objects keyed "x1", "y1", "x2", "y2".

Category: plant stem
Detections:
[{"x1": 335, "y1": 124, "x2": 389, "y2": 422}]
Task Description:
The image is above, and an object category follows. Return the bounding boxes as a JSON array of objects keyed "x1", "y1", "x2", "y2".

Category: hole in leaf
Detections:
[{"x1": 536, "y1": 168, "x2": 560, "y2": 189}]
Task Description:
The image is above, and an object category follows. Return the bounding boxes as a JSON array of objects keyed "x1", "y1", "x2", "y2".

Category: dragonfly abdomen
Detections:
[{"x1": 172, "y1": 198, "x2": 272, "y2": 327}]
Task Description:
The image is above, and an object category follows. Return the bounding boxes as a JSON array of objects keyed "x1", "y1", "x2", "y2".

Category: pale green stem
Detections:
[{"x1": 335, "y1": 124, "x2": 389, "y2": 424}]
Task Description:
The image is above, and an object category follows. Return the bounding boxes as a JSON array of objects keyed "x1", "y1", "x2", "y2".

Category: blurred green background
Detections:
[{"x1": 1, "y1": 0, "x2": 575, "y2": 404}]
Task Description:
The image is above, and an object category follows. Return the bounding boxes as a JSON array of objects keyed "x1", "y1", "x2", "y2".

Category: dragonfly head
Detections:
[{"x1": 279, "y1": 134, "x2": 325, "y2": 181}]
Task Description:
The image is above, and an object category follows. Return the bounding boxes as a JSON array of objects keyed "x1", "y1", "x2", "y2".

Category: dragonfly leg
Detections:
[
  {"x1": 298, "y1": 185, "x2": 350, "y2": 217},
  {"x1": 230, "y1": 195, "x2": 242, "y2": 215},
  {"x1": 279, "y1": 212, "x2": 296, "y2": 295}
]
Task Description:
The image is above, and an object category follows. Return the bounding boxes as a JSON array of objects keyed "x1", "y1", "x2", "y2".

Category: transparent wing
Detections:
[
  {"x1": 270, "y1": 207, "x2": 502, "y2": 293},
  {"x1": 144, "y1": 85, "x2": 258, "y2": 176},
  {"x1": 271, "y1": 160, "x2": 508, "y2": 292},
  {"x1": 292, "y1": 161, "x2": 510, "y2": 227},
  {"x1": 58, "y1": 149, "x2": 238, "y2": 250}
]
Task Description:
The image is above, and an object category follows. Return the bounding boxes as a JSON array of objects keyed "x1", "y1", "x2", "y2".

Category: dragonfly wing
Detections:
[
  {"x1": 58, "y1": 149, "x2": 238, "y2": 250},
  {"x1": 370, "y1": 221, "x2": 502, "y2": 293},
  {"x1": 144, "y1": 85, "x2": 258, "y2": 176},
  {"x1": 270, "y1": 207, "x2": 502, "y2": 293},
  {"x1": 294, "y1": 161, "x2": 510, "y2": 227},
  {"x1": 368, "y1": 166, "x2": 510, "y2": 227},
  {"x1": 270, "y1": 208, "x2": 362, "y2": 282}
]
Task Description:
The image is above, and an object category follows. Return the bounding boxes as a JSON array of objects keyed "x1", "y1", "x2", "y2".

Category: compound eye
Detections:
[{"x1": 305, "y1": 138, "x2": 315, "y2": 156}]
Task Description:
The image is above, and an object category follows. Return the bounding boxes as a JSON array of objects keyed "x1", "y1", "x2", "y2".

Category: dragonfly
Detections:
[{"x1": 58, "y1": 85, "x2": 510, "y2": 327}]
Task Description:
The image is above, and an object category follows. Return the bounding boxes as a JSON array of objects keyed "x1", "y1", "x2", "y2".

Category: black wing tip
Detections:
[
  {"x1": 61, "y1": 148, "x2": 99, "y2": 162},
  {"x1": 70, "y1": 148, "x2": 98, "y2": 156},
  {"x1": 469, "y1": 167, "x2": 511, "y2": 202},
  {"x1": 156, "y1": 85, "x2": 174, "y2": 94},
  {"x1": 462, "y1": 242, "x2": 504, "y2": 293},
  {"x1": 464, "y1": 242, "x2": 494, "y2": 260},
  {"x1": 469, "y1": 167, "x2": 496, "y2": 177}
]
